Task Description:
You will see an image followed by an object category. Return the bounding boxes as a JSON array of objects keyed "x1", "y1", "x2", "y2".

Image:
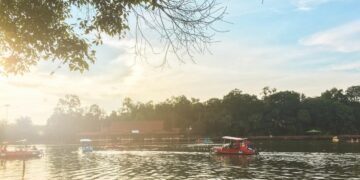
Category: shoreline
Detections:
[
  {"x1": 4, "y1": 135, "x2": 360, "y2": 145},
  {"x1": 247, "y1": 135, "x2": 360, "y2": 140}
]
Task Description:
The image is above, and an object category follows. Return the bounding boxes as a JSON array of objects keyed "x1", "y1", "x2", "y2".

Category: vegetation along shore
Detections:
[{"x1": 1, "y1": 85, "x2": 360, "y2": 143}]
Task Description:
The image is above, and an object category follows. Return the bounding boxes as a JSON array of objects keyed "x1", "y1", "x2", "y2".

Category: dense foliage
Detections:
[
  {"x1": 2, "y1": 85, "x2": 360, "y2": 142},
  {"x1": 0, "y1": 0, "x2": 224, "y2": 74},
  {"x1": 45, "y1": 85, "x2": 360, "y2": 138}
]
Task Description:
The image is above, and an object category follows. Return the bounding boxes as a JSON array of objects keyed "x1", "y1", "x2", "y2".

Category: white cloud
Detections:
[
  {"x1": 292, "y1": 0, "x2": 333, "y2": 11},
  {"x1": 1, "y1": 33, "x2": 359, "y2": 125},
  {"x1": 300, "y1": 20, "x2": 360, "y2": 52},
  {"x1": 329, "y1": 62, "x2": 360, "y2": 71}
]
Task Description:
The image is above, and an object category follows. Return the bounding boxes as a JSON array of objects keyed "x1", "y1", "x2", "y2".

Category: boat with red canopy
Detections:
[
  {"x1": 0, "y1": 140, "x2": 43, "y2": 159},
  {"x1": 212, "y1": 136, "x2": 258, "y2": 155}
]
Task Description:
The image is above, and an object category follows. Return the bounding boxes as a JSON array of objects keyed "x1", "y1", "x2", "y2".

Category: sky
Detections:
[{"x1": 1, "y1": 0, "x2": 360, "y2": 125}]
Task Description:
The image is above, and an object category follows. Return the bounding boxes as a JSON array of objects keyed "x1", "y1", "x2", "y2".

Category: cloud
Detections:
[
  {"x1": 0, "y1": 38, "x2": 141, "y2": 124},
  {"x1": 2, "y1": 19, "x2": 360, "y2": 125},
  {"x1": 7, "y1": 81, "x2": 43, "y2": 89},
  {"x1": 300, "y1": 20, "x2": 360, "y2": 52},
  {"x1": 329, "y1": 62, "x2": 360, "y2": 72},
  {"x1": 292, "y1": 0, "x2": 333, "y2": 11},
  {"x1": 1, "y1": 39, "x2": 358, "y2": 125}
]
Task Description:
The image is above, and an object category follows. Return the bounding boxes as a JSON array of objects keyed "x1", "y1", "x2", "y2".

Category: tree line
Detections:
[
  {"x1": 103, "y1": 86, "x2": 360, "y2": 136},
  {"x1": 1, "y1": 85, "x2": 360, "y2": 142}
]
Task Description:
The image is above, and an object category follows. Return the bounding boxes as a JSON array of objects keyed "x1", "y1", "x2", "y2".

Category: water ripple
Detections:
[{"x1": 1, "y1": 146, "x2": 360, "y2": 179}]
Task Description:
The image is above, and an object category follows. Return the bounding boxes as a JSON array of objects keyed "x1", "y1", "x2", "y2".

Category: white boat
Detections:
[{"x1": 80, "y1": 139, "x2": 93, "y2": 153}]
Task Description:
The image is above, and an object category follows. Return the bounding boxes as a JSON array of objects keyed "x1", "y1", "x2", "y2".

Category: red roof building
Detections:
[{"x1": 78, "y1": 120, "x2": 180, "y2": 138}]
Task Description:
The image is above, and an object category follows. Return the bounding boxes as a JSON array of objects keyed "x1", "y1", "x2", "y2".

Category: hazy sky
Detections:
[{"x1": 1, "y1": 0, "x2": 360, "y2": 125}]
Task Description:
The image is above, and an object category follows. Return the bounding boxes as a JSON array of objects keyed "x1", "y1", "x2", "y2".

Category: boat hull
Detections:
[
  {"x1": 81, "y1": 146, "x2": 93, "y2": 153},
  {"x1": 212, "y1": 147, "x2": 257, "y2": 155}
]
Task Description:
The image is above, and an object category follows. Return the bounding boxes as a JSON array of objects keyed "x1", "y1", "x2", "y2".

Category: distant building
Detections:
[{"x1": 78, "y1": 120, "x2": 180, "y2": 140}]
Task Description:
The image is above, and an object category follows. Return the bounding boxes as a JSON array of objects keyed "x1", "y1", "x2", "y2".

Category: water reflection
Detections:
[
  {"x1": 0, "y1": 144, "x2": 360, "y2": 179},
  {"x1": 212, "y1": 154, "x2": 254, "y2": 167}
]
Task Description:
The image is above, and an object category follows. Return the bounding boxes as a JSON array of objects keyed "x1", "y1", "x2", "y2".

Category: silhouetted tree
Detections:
[
  {"x1": 0, "y1": 0, "x2": 225, "y2": 74},
  {"x1": 346, "y1": 86, "x2": 360, "y2": 103},
  {"x1": 42, "y1": 85, "x2": 360, "y2": 141},
  {"x1": 47, "y1": 94, "x2": 84, "y2": 141}
]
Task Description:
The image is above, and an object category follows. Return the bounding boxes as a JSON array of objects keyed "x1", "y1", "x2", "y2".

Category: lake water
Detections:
[{"x1": 1, "y1": 140, "x2": 360, "y2": 179}]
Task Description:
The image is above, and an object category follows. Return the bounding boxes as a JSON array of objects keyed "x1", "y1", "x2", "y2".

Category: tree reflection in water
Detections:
[{"x1": 1, "y1": 144, "x2": 360, "y2": 179}]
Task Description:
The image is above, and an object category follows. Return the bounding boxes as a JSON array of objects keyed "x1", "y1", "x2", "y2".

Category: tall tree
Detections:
[
  {"x1": 54, "y1": 94, "x2": 82, "y2": 114},
  {"x1": 83, "y1": 104, "x2": 105, "y2": 131},
  {"x1": 321, "y1": 88, "x2": 347, "y2": 103},
  {"x1": 263, "y1": 91, "x2": 301, "y2": 135},
  {"x1": 47, "y1": 94, "x2": 84, "y2": 140},
  {"x1": 346, "y1": 86, "x2": 360, "y2": 103},
  {"x1": 223, "y1": 89, "x2": 263, "y2": 136}
]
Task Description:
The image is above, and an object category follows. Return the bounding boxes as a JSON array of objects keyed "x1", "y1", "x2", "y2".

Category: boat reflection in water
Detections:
[
  {"x1": 212, "y1": 154, "x2": 255, "y2": 167},
  {"x1": 0, "y1": 140, "x2": 43, "y2": 180}
]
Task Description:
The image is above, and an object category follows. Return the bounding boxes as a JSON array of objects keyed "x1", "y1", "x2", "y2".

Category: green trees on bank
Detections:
[
  {"x1": 2, "y1": 85, "x2": 360, "y2": 142},
  {"x1": 45, "y1": 85, "x2": 360, "y2": 137}
]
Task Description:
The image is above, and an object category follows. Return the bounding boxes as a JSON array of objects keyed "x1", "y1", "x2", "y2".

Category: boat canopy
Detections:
[
  {"x1": 222, "y1": 136, "x2": 247, "y2": 141},
  {"x1": 80, "y1": 139, "x2": 92, "y2": 142}
]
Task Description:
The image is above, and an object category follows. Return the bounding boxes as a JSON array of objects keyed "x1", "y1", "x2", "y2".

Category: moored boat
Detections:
[
  {"x1": 332, "y1": 136, "x2": 339, "y2": 143},
  {"x1": 0, "y1": 141, "x2": 42, "y2": 159},
  {"x1": 212, "y1": 136, "x2": 258, "y2": 155},
  {"x1": 0, "y1": 149, "x2": 42, "y2": 159}
]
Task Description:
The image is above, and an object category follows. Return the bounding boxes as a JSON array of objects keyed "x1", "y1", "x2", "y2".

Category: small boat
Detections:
[
  {"x1": 0, "y1": 149, "x2": 43, "y2": 159},
  {"x1": 212, "y1": 136, "x2": 258, "y2": 155},
  {"x1": 0, "y1": 141, "x2": 42, "y2": 159},
  {"x1": 332, "y1": 136, "x2": 339, "y2": 143},
  {"x1": 80, "y1": 139, "x2": 93, "y2": 153}
]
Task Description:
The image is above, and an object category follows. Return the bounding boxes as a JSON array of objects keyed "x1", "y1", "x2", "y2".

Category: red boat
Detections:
[
  {"x1": 212, "y1": 136, "x2": 258, "y2": 155},
  {"x1": 0, "y1": 142, "x2": 43, "y2": 159},
  {"x1": 0, "y1": 149, "x2": 42, "y2": 159}
]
